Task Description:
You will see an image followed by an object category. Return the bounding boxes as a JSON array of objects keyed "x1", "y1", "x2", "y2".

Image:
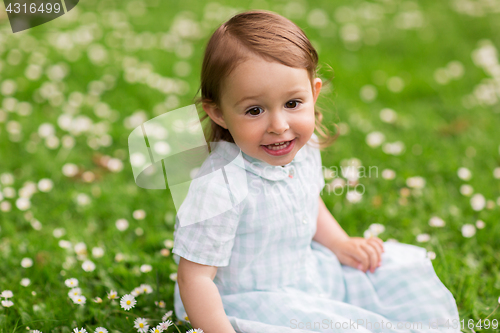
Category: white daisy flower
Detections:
[
  {"x1": 120, "y1": 294, "x2": 136, "y2": 311},
  {"x1": 323, "y1": 167, "x2": 335, "y2": 180},
  {"x1": 75, "y1": 193, "x2": 91, "y2": 206},
  {"x1": 461, "y1": 224, "x2": 476, "y2": 238},
  {"x1": 379, "y1": 108, "x2": 397, "y2": 123},
  {"x1": 107, "y1": 290, "x2": 118, "y2": 300},
  {"x1": 159, "y1": 321, "x2": 173, "y2": 330},
  {"x1": 73, "y1": 328, "x2": 87, "y2": 333},
  {"x1": 325, "y1": 178, "x2": 346, "y2": 193},
  {"x1": 416, "y1": 233, "x2": 430, "y2": 243},
  {"x1": 427, "y1": 251, "x2": 436, "y2": 260},
  {"x1": 71, "y1": 295, "x2": 86, "y2": 305},
  {"x1": 140, "y1": 264, "x2": 152, "y2": 273},
  {"x1": 382, "y1": 141, "x2": 405, "y2": 155},
  {"x1": 494, "y1": 167, "x2": 500, "y2": 179},
  {"x1": 2, "y1": 186, "x2": 16, "y2": 198},
  {"x1": 21, "y1": 257, "x2": 33, "y2": 268},
  {"x1": 20, "y1": 278, "x2": 31, "y2": 287},
  {"x1": 1, "y1": 300, "x2": 14, "y2": 307},
  {"x1": 406, "y1": 176, "x2": 425, "y2": 189},
  {"x1": 37, "y1": 178, "x2": 54, "y2": 192},
  {"x1": 140, "y1": 284, "x2": 153, "y2": 294},
  {"x1": 381, "y1": 169, "x2": 396, "y2": 180},
  {"x1": 53, "y1": 228, "x2": 66, "y2": 238},
  {"x1": 475, "y1": 220, "x2": 485, "y2": 229},
  {"x1": 115, "y1": 253, "x2": 125, "y2": 262},
  {"x1": 486, "y1": 200, "x2": 495, "y2": 209},
  {"x1": 346, "y1": 190, "x2": 362, "y2": 203},
  {"x1": 470, "y1": 193, "x2": 486, "y2": 211},
  {"x1": 62, "y1": 163, "x2": 79, "y2": 177},
  {"x1": 16, "y1": 198, "x2": 31, "y2": 211},
  {"x1": 363, "y1": 229, "x2": 375, "y2": 239},
  {"x1": 457, "y1": 167, "x2": 472, "y2": 181},
  {"x1": 30, "y1": 219, "x2": 42, "y2": 231},
  {"x1": 94, "y1": 327, "x2": 107, "y2": 333},
  {"x1": 368, "y1": 223, "x2": 385, "y2": 236},
  {"x1": 0, "y1": 173, "x2": 14, "y2": 185},
  {"x1": 107, "y1": 158, "x2": 123, "y2": 172},
  {"x1": 74, "y1": 242, "x2": 87, "y2": 256},
  {"x1": 1, "y1": 290, "x2": 13, "y2": 298},
  {"x1": 31, "y1": 330, "x2": 42, "y2": 333},
  {"x1": 428, "y1": 216, "x2": 446, "y2": 227},
  {"x1": 92, "y1": 247, "x2": 105, "y2": 258},
  {"x1": 169, "y1": 273, "x2": 177, "y2": 282},
  {"x1": 65, "y1": 278, "x2": 79, "y2": 288},
  {"x1": 149, "y1": 325, "x2": 163, "y2": 333},
  {"x1": 133, "y1": 209, "x2": 146, "y2": 220},
  {"x1": 115, "y1": 218, "x2": 129, "y2": 231},
  {"x1": 134, "y1": 318, "x2": 149, "y2": 333},
  {"x1": 131, "y1": 287, "x2": 142, "y2": 297},
  {"x1": 186, "y1": 329, "x2": 204, "y2": 333},
  {"x1": 82, "y1": 260, "x2": 96, "y2": 272},
  {"x1": 365, "y1": 131, "x2": 385, "y2": 148},
  {"x1": 460, "y1": 184, "x2": 473, "y2": 196},
  {"x1": 68, "y1": 288, "x2": 82, "y2": 298},
  {"x1": 93, "y1": 297, "x2": 103, "y2": 303},
  {"x1": 59, "y1": 240, "x2": 72, "y2": 249},
  {"x1": 162, "y1": 311, "x2": 173, "y2": 321},
  {"x1": 156, "y1": 300, "x2": 166, "y2": 308},
  {"x1": 0, "y1": 201, "x2": 12, "y2": 212}
]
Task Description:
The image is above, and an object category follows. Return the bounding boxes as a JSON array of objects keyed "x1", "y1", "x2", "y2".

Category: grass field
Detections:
[{"x1": 1, "y1": 0, "x2": 500, "y2": 332}]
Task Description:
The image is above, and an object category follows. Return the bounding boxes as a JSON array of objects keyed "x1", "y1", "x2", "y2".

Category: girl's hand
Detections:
[{"x1": 331, "y1": 236, "x2": 385, "y2": 273}]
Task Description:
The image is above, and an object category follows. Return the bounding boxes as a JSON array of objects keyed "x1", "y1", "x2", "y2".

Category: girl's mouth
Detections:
[{"x1": 261, "y1": 138, "x2": 295, "y2": 156}]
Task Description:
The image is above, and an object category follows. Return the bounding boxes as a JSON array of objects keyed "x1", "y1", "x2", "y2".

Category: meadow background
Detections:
[{"x1": 1, "y1": 0, "x2": 500, "y2": 332}]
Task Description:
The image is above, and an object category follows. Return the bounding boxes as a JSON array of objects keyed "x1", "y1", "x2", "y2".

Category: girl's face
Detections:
[{"x1": 204, "y1": 53, "x2": 322, "y2": 167}]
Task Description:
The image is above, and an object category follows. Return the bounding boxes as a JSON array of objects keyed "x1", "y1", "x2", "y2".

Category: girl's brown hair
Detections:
[{"x1": 192, "y1": 9, "x2": 338, "y2": 150}]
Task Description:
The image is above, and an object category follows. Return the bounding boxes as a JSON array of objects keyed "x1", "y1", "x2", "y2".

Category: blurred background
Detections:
[{"x1": 0, "y1": 0, "x2": 500, "y2": 331}]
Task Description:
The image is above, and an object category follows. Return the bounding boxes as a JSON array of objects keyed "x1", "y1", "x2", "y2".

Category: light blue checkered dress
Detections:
[{"x1": 172, "y1": 134, "x2": 460, "y2": 333}]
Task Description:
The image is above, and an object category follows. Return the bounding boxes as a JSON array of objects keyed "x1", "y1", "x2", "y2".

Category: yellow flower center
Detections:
[
  {"x1": 139, "y1": 323, "x2": 144, "y2": 328},
  {"x1": 126, "y1": 300, "x2": 131, "y2": 305}
]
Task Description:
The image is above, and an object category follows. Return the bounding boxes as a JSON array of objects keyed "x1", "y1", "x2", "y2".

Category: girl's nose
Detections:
[{"x1": 267, "y1": 110, "x2": 289, "y2": 135}]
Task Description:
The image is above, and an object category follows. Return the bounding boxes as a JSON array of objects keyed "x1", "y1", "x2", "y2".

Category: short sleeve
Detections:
[
  {"x1": 307, "y1": 133, "x2": 325, "y2": 194},
  {"x1": 172, "y1": 204, "x2": 240, "y2": 267}
]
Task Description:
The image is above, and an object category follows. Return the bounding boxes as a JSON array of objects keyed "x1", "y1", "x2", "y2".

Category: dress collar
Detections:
[{"x1": 210, "y1": 137, "x2": 315, "y2": 181}]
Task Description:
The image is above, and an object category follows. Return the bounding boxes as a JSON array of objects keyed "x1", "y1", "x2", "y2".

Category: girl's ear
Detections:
[
  {"x1": 312, "y1": 78, "x2": 322, "y2": 104},
  {"x1": 202, "y1": 102, "x2": 228, "y2": 129}
]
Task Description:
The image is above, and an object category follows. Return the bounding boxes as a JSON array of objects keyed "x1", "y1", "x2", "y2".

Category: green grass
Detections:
[{"x1": 0, "y1": 0, "x2": 500, "y2": 332}]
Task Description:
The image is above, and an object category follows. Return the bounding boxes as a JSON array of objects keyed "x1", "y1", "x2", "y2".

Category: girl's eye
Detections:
[
  {"x1": 285, "y1": 100, "x2": 301, "y2": 109},
  {"x1": 245, "y1": 107, "x2": 263, "y2": 116}
]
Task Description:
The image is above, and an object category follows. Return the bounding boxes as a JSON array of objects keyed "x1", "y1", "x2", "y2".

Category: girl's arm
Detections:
[
  {"x1": 313, "y1": 196, "x2": 384, "y2": 273},
  {"x1": 312, "y1": 195, "x2": 350, "y2": 249},
  {"x1": 177, "y1": 257, "x2": 237, "y2": 333}
]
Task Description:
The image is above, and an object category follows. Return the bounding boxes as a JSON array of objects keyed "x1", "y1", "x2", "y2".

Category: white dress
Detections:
[{"x1": 172, "y1": 134, "x2": 461, "y2": 333}]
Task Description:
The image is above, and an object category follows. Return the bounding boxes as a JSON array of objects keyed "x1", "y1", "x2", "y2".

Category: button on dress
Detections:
[{"x1": 172, "y1": 134, "x2": 460, "y2": 333}]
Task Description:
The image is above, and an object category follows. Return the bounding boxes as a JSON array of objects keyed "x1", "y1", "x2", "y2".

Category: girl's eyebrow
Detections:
[{"x1": 233, "y1": 88, "x2": 308, "y2": 107}]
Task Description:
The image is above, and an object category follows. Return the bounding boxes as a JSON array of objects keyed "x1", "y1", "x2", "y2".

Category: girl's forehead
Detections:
[{"x1": 224, "y1": 63, "x2": 312, "y2": 96}]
